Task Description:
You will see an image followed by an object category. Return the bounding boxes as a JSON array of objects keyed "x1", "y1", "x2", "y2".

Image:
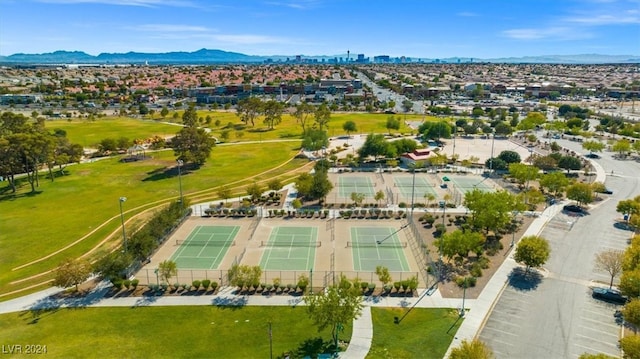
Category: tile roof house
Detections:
[{"x1": 400, "y1": 148, "x2": 432, "y2": 166}]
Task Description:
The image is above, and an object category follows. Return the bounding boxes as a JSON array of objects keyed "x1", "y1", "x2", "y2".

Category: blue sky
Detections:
[{"x1": 0, "y1": 0, "x2": 638, "y2": 58}]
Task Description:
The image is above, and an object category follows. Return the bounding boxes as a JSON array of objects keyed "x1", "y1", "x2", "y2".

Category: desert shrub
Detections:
[
  {"x1": 470, "y1": 264, "x2": 483, "y2": 278},
  {"x1": 192, "y1": 280, "x2": 201, "y2": 290},
  {"x1": 123, "y1": 279, "x2": 131, "y2": 289},
  {"x1": 201, "y1": 279, "x2": 211, "y2": 290},
  {"x1": 131, "y1": 279, "x2": 139, "y2": 289}
]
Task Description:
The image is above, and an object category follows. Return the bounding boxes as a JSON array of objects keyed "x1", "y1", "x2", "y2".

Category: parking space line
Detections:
[
  {"x1": 573, "y1": 343, "x2": 619, "y2": 358},
  {"x1": 580, "y1": 316, "x2": 620, "y2": 330},
  {"x1": 577, "y1": 326, "x2": 619, "y2": 340},
  {"x1": 481, "y1": 326, "x2": 518, "y2": 337},
  {"x1": 575, "y1": 333, "x2": 619, "y2": 347},
  {"x1": 484, "y1": 337, "x2": 515, "y2": 347},
  {"x1": 484, "y1": 317, "x2": 523, "y2": 327}
]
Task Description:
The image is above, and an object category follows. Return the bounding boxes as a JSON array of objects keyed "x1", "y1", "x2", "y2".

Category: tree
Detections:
[
  {"x1": 342, "y1": 120, "x2": 357, "y2": 137},
  {"x1": 294, "y1": 102, "x2": 314, "y2": 135},
  {"x1": 582, "y1": 140, "x2": 605, "y2": 156},
  {"x1": 419, "y1": 121, "x2": 452, "y2": 140},
  {"x1": 227, "y1": 264, "x2": 262, "y2": 289},
  {"x1": 160, "y1": 106, "x2": 169, "y2": 118},
  {"x1": 558, "y1": 156, "x2": 582, "y2": 172},
  {"x1": 236, "y1": 97, "x2": 263, "y2": 127},
  {"x1": 358, "y1": 134, "x2": 394, "y2": 161},
  {"x1": 262, "y1": 99, "x2": 284, "y2": 130},
  {"x1": 498, "y1": 150, "x2": 521, "y2": 164},
  {"x1": 350, "y1": 192, "x2": 365, "y2": 207},
  {"x1": 485, "y1": 157, "x2": 508, "y2": 171},
  {"x1": 157, "y1": 260, "x2": 178, "y2": 284},
  {"x1": 304, "y1": 285, "x2": 363, "y2": 354},
  {"x1": 620, "y1": 268, "x2": 640, "y2": 299},
  {"x1": 171, "y1": 107, "x2": 215, "y2": 167},
  {"x1": 314, "y1": 103, "x2": 331, "y2": 131},
  {"x1": 620, "y1": 335, "x2": 640, "y2": 359},
  {"x1": 514, "y1": 235, "x2": 551, "y2": 273},
  {"x1": 578, "y1": 354, "x2": 619, "y2": 359},
  {"x1": 464, "y1": 189, "x2": 518, "y2": 235},
  {"x1": 508, "y1": 163, "x2": 539, "y2": 189},
  {"x1": 539, "y1": 172, "x2": 569, "y2": 197},
  {"x1": 301, "y1": 129, "x2": 329, "y2": 152},
  {"x1": 449, "y1": 339, "x2": 495, "y2": 359},
  {"x1": 613, "y1": 139, "x2": 632, "y2": 157},
  {"x1": 595, "y1": 249, "x2": 624, "y2": 289},
  {"x1": 53, "y1": 258, "x2": 91, "y2": 291},
  {"x1": 623, "y1": 299, "x2": 640, "y2": 333},
  {"x1": 246, "y1": 182, "x2": 263, "y2": 202},
  {"x1": 375, "y1": 266, "x2": 392, "y2": 285},
  {"x1": 391, "y1": 138, "x2": 417, "y2": 155},
  {"x1": 217, "y1": 186, "x2": 232, "y2": 203},
  {"x1": 385, "y1": 116, "x2": 400, "y2": 134},
  {"x1": 566, "y1": 183, "x2": 594, "y2": 207},
  {"x1": 374, "y1": 190, "x2": 385, "y2": 206},
  {"x1": 618, "y1": 198, "x2": 640, "y2": 221},
  {"x1": 267, "y1": 178, "x2": 282, "y2": 196},
  {"x1": 434, "y1": 229, "x2": 485, "y2": 263},
  {"x1": 533, "y1": 155, "x2": 558, "y2": 171},
  {"x1": 93, "y1": 251, "x2": 133, "y2": 281}
]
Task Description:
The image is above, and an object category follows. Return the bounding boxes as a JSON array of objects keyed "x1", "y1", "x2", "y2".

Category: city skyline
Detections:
[{"x1": 0, "y1": 0, "x2": 639, "y2": 58}]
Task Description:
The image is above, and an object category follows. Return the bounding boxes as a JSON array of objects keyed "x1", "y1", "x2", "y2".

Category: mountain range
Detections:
[{"x1": 0, "y1": 49, "x2": 638, "y2": 65}]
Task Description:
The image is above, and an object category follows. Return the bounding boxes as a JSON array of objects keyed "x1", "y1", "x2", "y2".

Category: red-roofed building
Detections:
[{"x1": 400, "y1": 148, "x2": 432, "y2": 166}]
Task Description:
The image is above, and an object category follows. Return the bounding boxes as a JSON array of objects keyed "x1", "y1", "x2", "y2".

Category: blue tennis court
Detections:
[
  {"x1": 170, "y1": 225, "x2": 239, "y2": 269},
  {"x1": 338, "y1": 176, "x2": 375, "y2": 198},
  {"x1": 349, "y1": 226, "x2": 410, "y2": 271},
  {"x1": 259, "y1": 226, "x2": 318, "y2": 270}
]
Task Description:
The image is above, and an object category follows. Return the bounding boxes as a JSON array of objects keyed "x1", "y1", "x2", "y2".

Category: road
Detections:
[
  {"x1": 479, "y1": 136, "x2": 640, "y2": 358},
  {"x1": 354, "y1": 71, "x2": 425, "y2": 114}
]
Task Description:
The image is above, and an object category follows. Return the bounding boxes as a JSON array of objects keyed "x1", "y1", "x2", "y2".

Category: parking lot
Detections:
[{"x1": 479, "y1": 199, "x2": 630, "y2": 358}]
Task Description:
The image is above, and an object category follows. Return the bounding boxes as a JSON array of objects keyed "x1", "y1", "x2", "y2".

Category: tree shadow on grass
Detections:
[
  {"x1": 0, "y1": 189, "x2": 42, "y2": 202},
  {"x1": 281, "y1": 337, "x2": 334, "y2": 359},
  {"x1": 507, "y1": 267, "x2": 543, "y2": 292},
  {"x1": 142, "y1": 164, "x2": 195, "y2": 182}
]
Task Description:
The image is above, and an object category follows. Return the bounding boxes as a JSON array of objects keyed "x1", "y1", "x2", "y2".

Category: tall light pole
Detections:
[
  {"x1": 119, "y1": 197, "x2": 127, "y2": 251},
  {"x1": 489, "y1": 131, "x2": 495, "y2": 176},
  {"x1": 177, "y1": 159, "x2": 183, "y2": 207}
]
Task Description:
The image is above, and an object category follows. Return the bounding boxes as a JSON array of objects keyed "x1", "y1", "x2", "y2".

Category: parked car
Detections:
[
  {"x1": 563, "y1": 204, "x2": 584, "y2": 214},
  {"x1": 592, "y1": 287, "x2": 628, "y2": 304}
]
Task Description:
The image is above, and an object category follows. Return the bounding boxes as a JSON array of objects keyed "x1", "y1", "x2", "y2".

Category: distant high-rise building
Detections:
[{"x1": 373, "y1": 55, "x2": 390, "y2": 63}]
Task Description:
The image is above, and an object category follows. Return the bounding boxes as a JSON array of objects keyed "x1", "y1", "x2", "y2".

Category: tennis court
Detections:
[
  {"x1": 446, "y1": 175, "x2": 495, "y2": 194},
  {"x1": 170, "y1": 225, "x2": 239, "y2": 269},
  {"x1": 393, "y1": 176, "x2": 437, "y2": 201},
  {"x1": 349, "y1": 226, "x2": 410, "y2": 272},
  {"x1": 338, "y1": 176, "x2": 376, "y2": 198},
  {"x1": 259, "y1": 226, "x2": 318, "y2": 270}
]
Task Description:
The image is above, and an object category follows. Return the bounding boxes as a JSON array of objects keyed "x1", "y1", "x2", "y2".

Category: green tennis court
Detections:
[
  {"x1": 259, "y1": 226, "x2": 318, "y2": 270},
  {"x1": 350, "y1": 227, "x2": 410, "y2": 271},
  {"x1": 170, "y1": 225, "x2": 239, "y2": 269},
  {"x1": 447, "y1": 175, "x2": 495, "y2": 193},
  {"x1": 393, "y1": 176, "x2": 437, "y2": 200},
  {"x1": 338, "y1": 176, "x2": 375, "y2": 198}
]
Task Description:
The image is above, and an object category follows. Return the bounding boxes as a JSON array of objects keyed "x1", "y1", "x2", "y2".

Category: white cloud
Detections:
[
  {"x1": 502, "y1": 27, "x2": 593, "y2": 41},
  {"x1": 35, "y1": 0, "x2": 198, "y2": 7},
  {"x1": 212, "y1": 34, "x2": 289, "y2": 44},
  {"x1": 565, "y1": 13, "x2": 640, "y2": 25},
  {"x1": 134, "y1": 24, "x2": 212, "y2": 32},
  {"x1": 264, "y1": 0, "x2": 322, "y2": 10}
]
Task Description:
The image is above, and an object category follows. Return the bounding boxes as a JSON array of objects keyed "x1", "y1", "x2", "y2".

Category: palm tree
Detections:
[{"x1": 424, "y1": 193, "x2": 436, "y2": 214}]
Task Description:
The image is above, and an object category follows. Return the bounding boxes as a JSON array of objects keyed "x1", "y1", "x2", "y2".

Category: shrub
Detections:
[
  {"x1": 456, "y1": 276, "x2": 477, "y2": 288},
  {"x1": 131, "y1": 279, "x2": 139, "y2": 289},
  {"x1": 286, "y1": 283, "x2": 294, "y2": 292},
  {"x1": 486, "y1": 240, "x2": 504, "y2": 256},
  {"x1": 470, "y1": 264, "x2": 483, "y2": 278},
  {"x1": 367, "y1": 283, "x2": 376, "y2": 292},
  {"x1": 110, "y1": 277, "x2": 122, "y2": 289},
  {"x1": 393, "y1": 281, "x2": 401, "y2": 292},
  {"x1": 297, "y1": 274, "x2": 309, "y2": 293},
  {"x1": 211, "y1": 281, "x2": 219, "y2": 291},
  {"x1": 123, "y1": 279, "x2": 131, "y2": 290},
  {"x1": 400, "y1": 280, "x2": 409, "y2": 291},
  {"x1": 398, "y1": 202, "x2": 407, "y2": 208},
  {"x1": 477, "y1": 256, "x2": 490, "y2": 269},
  {"x1": 265, "y1": 284, "x2": 273, "y2": 292},
  {"x1": 192, "y1": 280, "x2": 201, "y2": 290},
  {"x1": 360, "y1": 282, "x2": 369, "y2": 292},
  {"x1": 201, "y1": 279, "x2": 211, "y2": 290},
  {"x1": 383, "y1": 284, "x2": 393, "y2": 294},
  {"x1": 160, "y1": 283, "x2": 169, "y2": 292}
]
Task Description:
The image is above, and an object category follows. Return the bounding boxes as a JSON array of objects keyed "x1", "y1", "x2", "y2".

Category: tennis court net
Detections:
[
  {"x1": 347, "y1": 241, "x2": 407, "y2": 248},
  {"x1": 175, "y1": 239, "x2": 236, "y2": 246},
  {"x1": 260, "y1": 241, "x2": 321, "y2": 248}
]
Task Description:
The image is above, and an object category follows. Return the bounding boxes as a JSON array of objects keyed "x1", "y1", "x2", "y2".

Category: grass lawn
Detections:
[
  {"x1": 0, "y1": 306, "x2": 352, "y2": 358},
  {"x1": 45, "y1": 118, "x2": 182, "y2": 147},
  {"x1": 0, "y1": 141, "x2": 304, "y2": 297},
  {"x1": 367, "y1": 307, "x2": 463, "y2": 359}
]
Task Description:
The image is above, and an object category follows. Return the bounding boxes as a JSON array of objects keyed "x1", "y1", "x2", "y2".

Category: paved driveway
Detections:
[{"x1": 479, "y1": 143, "x2": 639, "y2": 358}]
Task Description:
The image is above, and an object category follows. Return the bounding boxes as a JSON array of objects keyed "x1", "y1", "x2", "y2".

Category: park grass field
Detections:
[
  {"x1": 0, "y1": 306, "x2": 461, "y2": 358},
  {"x1": 0, "y1": 306, "x2": 352, "y2": 358},
  {"x1": 367, "y1": 307, "x2": 462, "y2": 359},
  {"x1": 0, "y1": 141, "x2": 305, "y2": 298},
  {"x1": 0, "y1": 111, "x2": 438, "y2": 298},
  {"x1": 45, "y1": 118, "x2": 182, "y2": 147}
]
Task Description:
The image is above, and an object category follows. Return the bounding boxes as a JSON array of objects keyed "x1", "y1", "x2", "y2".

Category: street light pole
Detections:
[
  {"x1": 119, "y1": 197, "x2": 127, "y2": 251},
  {"x1": 177, "y1": 159, "x2": 183, "y2": 207},
  {"x1": 489, "y1": 132, "x2": 495, "y2": 176},
  {"x1": 461, "y1": 277, "x2": 467, "y2": 317}
]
